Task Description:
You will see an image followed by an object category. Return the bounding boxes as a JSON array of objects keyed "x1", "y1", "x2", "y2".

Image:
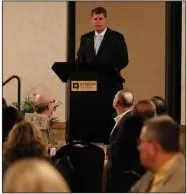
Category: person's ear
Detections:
[{"x1": 151, "y1": 141, "x2": 160, "y2": 155}]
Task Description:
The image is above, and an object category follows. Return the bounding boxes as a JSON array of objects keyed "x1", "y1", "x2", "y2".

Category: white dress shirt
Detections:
[
  {"x1": 110, "y1": 109, "x2": 132, "y2": 136},
  {"x1": 94, "y1": 27, "x2": 107, "y2": 37},
  {"x1": 94, "y1": 28, "x2": 107, "y2": 54}
]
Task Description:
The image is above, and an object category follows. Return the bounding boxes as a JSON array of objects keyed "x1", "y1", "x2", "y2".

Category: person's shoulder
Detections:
[
  {"x1": 121, "y1": 113, "x2": 144, "y2": 124},
  {"x1": 81, "y1": 31, "x2": 94, "y2": 38},
  {"x1": 130, "y1": 171, "x2": 153, "y2": 192},
  {"x1": 107, "y1": 28, "x2": 124, "y2": 37}
]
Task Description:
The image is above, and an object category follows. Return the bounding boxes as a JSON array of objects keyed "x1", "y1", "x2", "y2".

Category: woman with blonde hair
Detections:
[
  {"x1": 3, "y1": 120, "x2": 48, "y2": 168},
  {"x1": 3, "y1": 158, "x2": 70, "y2": 192}
]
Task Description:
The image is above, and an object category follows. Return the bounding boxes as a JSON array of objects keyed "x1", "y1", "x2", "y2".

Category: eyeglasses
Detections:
[{"x1": 49, "y1": 100, "x2": 55, "y2": 104}]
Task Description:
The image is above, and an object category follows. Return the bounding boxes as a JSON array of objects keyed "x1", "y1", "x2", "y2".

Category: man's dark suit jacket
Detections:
[
  {"x1": 106, "y1": 115, "x2": 146, "y2": 192},
  {"x1": 77, "y1": 28, "x2": 129, "y2": 72},
  {"x1": 109, "y1": 110, "x2": 133, "y2": 144}
]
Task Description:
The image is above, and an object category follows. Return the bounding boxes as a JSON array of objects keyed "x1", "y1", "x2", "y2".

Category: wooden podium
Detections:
[{"x1": 52, "y1": 62, "x2": 124, "y2": 143}]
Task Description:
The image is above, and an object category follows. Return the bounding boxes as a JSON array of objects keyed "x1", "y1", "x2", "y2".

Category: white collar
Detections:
[
  {"x1": 114, "y1": 109, "x2": 132, "y2": 124},
  {"x1": 95, "y1": 27, "x2": 107, "y2": 37}
]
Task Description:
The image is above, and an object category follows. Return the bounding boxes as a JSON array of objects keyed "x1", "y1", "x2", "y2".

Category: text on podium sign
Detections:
[{"x1": 71, "y1": 81, "x2": 97, "y2": 91}]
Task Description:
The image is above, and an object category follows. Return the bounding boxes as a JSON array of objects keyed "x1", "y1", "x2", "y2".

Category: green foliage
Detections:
[{"x1": 48, "y1": 116, "x2": 59, "y2": 127}]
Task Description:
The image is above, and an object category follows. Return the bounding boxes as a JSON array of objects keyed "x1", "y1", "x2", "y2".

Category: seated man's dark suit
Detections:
[
  {"x1": 109, "y1": 110, "x2": 133, "y2": 144},
  {"x1": 106, "y1": 115, "x2": 146, "y2": 192},
  {"x1": 77, "y1": 28, "x2": 128, "y2": 73}
]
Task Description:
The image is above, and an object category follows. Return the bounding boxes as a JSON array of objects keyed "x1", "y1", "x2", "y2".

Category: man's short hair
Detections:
[
  {"x1": 144, "y1": 115, "x2": 180, "y2": 152},
  {"x1": 35, "y1": 105, "x2": 48, "y2": 114},
  {"x1": 151, "y1": 96, "x2": 166, "y2": 115},
  {"x1": 133, "y1": 99, "x2": 156, "y2": 120},
  {"x1": 91, "y1": 7, "x2": 107, "y2": 18},
  {"x1": 116, "y1": 90, "x2": 134, "y2": 108},
  {"x1": 34, "y1": 92, "x2": 54, "y2": 114}
]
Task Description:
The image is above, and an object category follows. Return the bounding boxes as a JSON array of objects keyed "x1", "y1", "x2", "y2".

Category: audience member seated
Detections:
[
  {"x1": 130, "y1": 115, "x2": 185, "y2": 192},
  {"x1": 25, "y1": 92, "x2": 55, "y2": 144},
  {"x1": 2, "y1": 97, "x2": 7, "y2": 108},
  {"x1": 3, "y1": 121, "x2": 48, "y2": 176},
  {"x1": 109, "y1": 89, "x2": 134, "y2": 144},
  {"x1": 3, "y1": 106, "x2": 23, "y2": 142},
  {"x1": 133, "y1": 99, "x2": 156, "y2": 120},
  {"x1": 34, "y1": 92, "x2": 55, "y2": 118},
  {"x1": 151, "y1": 96, "x2": 166, "y2": 115},
  {"x1": 3, "y1": 158, "x2": 70, "y2": 192},
  {"x1": 106, "y1": 99, "x2": 156, "y2": 192}
]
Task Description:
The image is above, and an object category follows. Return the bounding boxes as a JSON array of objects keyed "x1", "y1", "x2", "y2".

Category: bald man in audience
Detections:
[
  {"x1": 109, "y1": 89, "x2": 134, "y2": 144},
  {"x1": 130, "y1": 115, "x2": 185, "y2": 192},
  {"x1": 34, "y1": 92, "x2": 55, "y2": 144},
  {"x1": 34, "y1": 92, "x2": 55, "y2": 118},
  {"x1": 106, "y1": 99, "x2": 156, "y2": 192}
]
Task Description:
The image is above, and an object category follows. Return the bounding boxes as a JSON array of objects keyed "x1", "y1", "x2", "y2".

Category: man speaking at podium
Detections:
[{"x1": 77, "y1": 7, "x2": 129, "y2": 75}]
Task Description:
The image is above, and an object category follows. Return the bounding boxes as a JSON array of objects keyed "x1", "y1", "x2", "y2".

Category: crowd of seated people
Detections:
[
  {"x1": 106, "y1": 98, "x2": 157, "y2": 192},
  {"x1": 2, "y1": 90, "x2": 185, "y2": 193}
]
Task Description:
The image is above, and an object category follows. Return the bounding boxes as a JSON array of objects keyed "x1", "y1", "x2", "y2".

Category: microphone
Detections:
[{"x1": 75, "y1": 57, "x2": 79, "y2": 71}]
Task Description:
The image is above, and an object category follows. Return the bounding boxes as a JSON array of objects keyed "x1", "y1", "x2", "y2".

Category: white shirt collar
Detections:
[
  {"x1": 114, "y1": 109, "x2": 132, "y2": 124},
  {"x1": 95, "y1": 27, "x2": 107, "y2": 37}
]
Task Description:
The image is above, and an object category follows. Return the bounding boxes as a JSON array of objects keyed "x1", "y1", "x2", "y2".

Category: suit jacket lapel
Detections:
[
  {"x1": 109, "y1": 110, "x2": 131, "y2": 142},
  {"x1": 138, "y1": 172, "x2": 154, "y2": 192},
  {"x1": 85, "y1": 32, "x2": 95, "y2": 60},
  {"x1": 96, "y1": 28, "x2": 111, "y2": 57},
  {"x1": 90, "y1": 32, "x2": 95, "y2": 58}
]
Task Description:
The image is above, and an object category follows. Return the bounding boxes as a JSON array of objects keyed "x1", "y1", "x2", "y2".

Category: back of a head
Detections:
[
  {"x1": 3, "y1": 106, "x2": 23, "y2": 142},
  {"x1": 133, "y1": 99, "x2": 156, "y2": 121},
  {"x1": 3, "y1": 158, "x2": 70, "y2": 192},
  {"x1": 116, "y1": 115, "x2": 144, "y2": 145},
  {"x1": 3, "y1": 120, "x2": 46, "y2": 166},
  {"x1": 116, "y1": 89, "x2": 134, "y2": 108},
  {"x1": 145, "y1": 115, "x2": 180, "y2": 153},
  {"x1": 151, "y1": 96, "x2": 166, "y2": 115},
  {"x1": 34, "y1": 92, "x2": 54, "y2": 114}
]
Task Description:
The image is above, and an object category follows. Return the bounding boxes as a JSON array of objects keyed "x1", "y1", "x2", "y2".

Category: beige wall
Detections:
[
  {"x1": 76, "y1": 2, "x2": 165, "y2": 102},
  {"x1": 181, "y1": 1, "x2": 186, "y2": 125},
  {"x1": 3, "y1": 2, "x2": 67, "y2": 121}
]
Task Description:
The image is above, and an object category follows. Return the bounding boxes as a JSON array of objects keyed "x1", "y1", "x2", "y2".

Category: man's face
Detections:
[
  {"x1": 91, "y1": 13, "x2": 108, "y2": 33},
  {"x1": 138, "y1": 126, "x2": 156, "y2": 169},
  {"x1": 48, "y1": 100, "x2": 54, "y2": 117}
]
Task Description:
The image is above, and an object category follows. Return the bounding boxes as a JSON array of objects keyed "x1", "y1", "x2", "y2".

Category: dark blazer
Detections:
[
  {"x1": 77, "y1": 28, "x2": 129, "y2": 72},
  {"x1": 106, "y1": 115, "x2": 146, "y2": 192},
  {"x1": 109, "y1": 110, "x2": 133, "y2": 144}
]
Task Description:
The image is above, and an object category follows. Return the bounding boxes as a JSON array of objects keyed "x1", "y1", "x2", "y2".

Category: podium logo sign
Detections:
[{"x1": 71, "y1": 81, "x2": 97, "y2": 91}]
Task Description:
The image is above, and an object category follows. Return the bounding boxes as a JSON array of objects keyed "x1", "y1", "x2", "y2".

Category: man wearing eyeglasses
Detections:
[
  {"x1": 34, "y1": 92, "x2": 55, "y2": 118},
  {"x1": 130, "y1": 115, "x2": 185, "y2": 192},
  {"x1": 32, "y1": 92, "x2": 55, "y2": 144}
]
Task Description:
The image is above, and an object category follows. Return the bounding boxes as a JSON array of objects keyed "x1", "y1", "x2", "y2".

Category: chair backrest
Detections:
[{"x1": 53, "y1": 142, "x2": 105, "y2": 192}]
